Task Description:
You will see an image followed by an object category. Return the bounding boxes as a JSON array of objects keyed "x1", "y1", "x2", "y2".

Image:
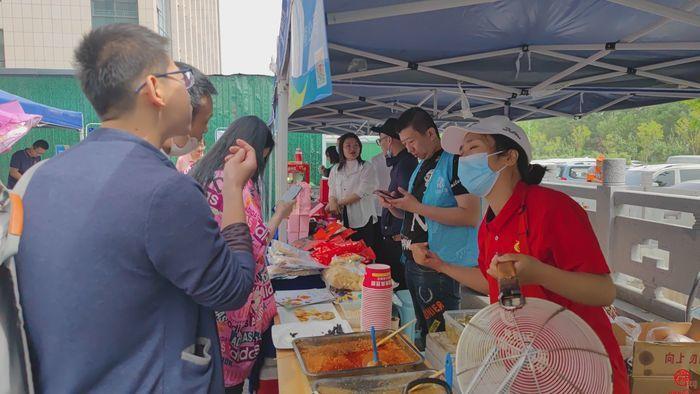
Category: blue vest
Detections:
[{"x1": 407, "y1": 151, "x2": 478, "y2": 267}]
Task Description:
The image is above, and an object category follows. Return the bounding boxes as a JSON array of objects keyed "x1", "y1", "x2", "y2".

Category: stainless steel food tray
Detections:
[
  {"x1": 292, "y1": 330, "x2": 425, "y2": 379},
  {"x1": 312, "y1": 369, "x2": 439, "y2": 393}
]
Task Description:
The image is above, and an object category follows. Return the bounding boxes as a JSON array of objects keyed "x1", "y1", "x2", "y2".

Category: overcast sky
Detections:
[{"x1": 219, "y1": 1, "x2": 283, "y2": 75}]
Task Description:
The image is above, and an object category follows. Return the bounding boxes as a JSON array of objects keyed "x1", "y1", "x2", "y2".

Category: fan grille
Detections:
[{"x1": 455, "y1": 298, "x2": 613, "y2": 394}]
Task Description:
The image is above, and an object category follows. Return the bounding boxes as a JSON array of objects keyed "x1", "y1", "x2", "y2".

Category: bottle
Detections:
[{"x1": 295, "y1": 147, "x2": 303, "y2": 162}]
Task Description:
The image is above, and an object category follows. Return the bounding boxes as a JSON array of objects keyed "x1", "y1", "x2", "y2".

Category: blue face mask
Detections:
[{"x1": 457, "y1": 151, "x2": 504, "y2": 197}]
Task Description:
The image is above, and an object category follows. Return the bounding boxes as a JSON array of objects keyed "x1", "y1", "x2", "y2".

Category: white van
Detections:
[
  {"x1": 625, "y1": 163, "x2": 700, "y2": 187},
  {"x1": 666, "y1": 155, "x2": 700, "y2": 165}
]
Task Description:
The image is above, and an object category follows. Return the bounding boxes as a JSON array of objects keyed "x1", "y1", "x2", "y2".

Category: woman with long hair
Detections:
[
  {"x1": 319, "y1": 145, "x2": 340, "y2": 178},
  {"x1": 411, "y1": 115, "x2": 629, "y2": 393},
  {"x1": 326, "y1": 133, "x2": 378, "y2": 247},
  {"x1": 190, "y1": 116, "x2": 293, "y2": 394}
]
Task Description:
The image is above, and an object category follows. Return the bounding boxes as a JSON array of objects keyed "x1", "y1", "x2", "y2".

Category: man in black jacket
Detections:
[{"x1": 373, "y1": 118, "x2": 418, "y2": 289}]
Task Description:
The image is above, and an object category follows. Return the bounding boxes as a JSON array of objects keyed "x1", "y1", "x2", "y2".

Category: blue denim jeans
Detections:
[{"x1": 403, "y1": 254, "x2": 461, "y2": 350}]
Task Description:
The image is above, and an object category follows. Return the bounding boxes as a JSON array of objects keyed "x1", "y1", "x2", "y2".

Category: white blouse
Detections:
[{"x1": 328, "y1": 160, "x2": 378, "y2": 229}]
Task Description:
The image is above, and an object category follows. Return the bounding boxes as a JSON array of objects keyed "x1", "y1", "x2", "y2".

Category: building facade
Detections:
[{"x1": 0, "y1": 0, "x2": 221, "y2": 74}]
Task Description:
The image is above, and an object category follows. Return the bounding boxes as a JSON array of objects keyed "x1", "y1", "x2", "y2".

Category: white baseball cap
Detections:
[{"x1": 441, "y1": 115, "x2": 532, "y2": 161}]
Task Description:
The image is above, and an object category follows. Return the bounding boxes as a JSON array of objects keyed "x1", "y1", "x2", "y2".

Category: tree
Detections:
[
  {"x1": 570, "y1": 124, "x2": 592, "y2": 154},
  {"x1": 635, "y1": 120, "x2": 665, "y2": 163}
]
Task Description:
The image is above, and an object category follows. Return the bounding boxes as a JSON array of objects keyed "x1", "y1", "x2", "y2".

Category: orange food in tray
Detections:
[{"x1": 301, "y1": 337, "x2": 419, "y2": 373}]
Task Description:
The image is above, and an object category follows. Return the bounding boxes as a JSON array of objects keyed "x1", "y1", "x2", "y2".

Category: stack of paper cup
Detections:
[{"x1": 361, "y1": 264, "x2": 393, "y2": 331}]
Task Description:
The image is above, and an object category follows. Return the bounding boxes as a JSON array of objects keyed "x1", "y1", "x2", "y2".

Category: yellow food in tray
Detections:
[{"x1": 294, "y1": 307, "x2": 336, "y2": 322}]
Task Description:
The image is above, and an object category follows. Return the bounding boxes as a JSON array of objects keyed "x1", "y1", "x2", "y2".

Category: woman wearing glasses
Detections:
[{"x1": 326, "y1": 133, "x2": 379, "y2": 248}]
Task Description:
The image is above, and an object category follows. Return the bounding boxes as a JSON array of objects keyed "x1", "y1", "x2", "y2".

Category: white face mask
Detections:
[{"x1": 168, "y1": 136, "x2": 199, "y2": 157}]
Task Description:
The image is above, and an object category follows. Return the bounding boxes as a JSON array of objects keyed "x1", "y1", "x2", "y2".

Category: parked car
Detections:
[
  {"x1": 625, "y1": 164, "x2": 700, "y2": 187},
  {"x1": 533, "y1": 158, "x2": 597, "y2": 182},
  {"x1": 666, "y1": 155, "x2": 700, "y2": 165}
]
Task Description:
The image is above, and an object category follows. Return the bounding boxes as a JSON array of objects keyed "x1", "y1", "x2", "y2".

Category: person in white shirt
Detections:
[{"x1": 326, "y1": 133, "x2": 378, "y2": 248}]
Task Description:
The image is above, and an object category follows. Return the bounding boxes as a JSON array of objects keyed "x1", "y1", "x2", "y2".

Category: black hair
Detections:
[
  {"x1": 74, "y1": 24, "x2": 170, "y2": 119},
  {"x1": 336, "y1": 133, "x2": 364, "y2": 170},
  {"x1": 325, "y1": 145, "x2": 340, "y2": 164},
  {"x1": 175, "y1": 61, "x2": 218, "y2": 116},
  {"x1": 190, "y1": 116, "x2": 274, "y2": 188},
  {"x1": 32, "y1": 140, "x2": 49, "y2": 150},
  {"x1": 397, "y1": 107, "x2": 438, "y2": 135},
  {"x1": 492, "y1": 134, "x2": 546, "y2": 185}
]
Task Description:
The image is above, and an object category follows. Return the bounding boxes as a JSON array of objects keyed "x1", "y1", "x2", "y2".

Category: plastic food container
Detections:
[
  {"x1": 338, "y1": 300, "x2": 361, "y2": 329},
  {"x1": 312, "y1": 370, "x2": 443, "y2": 393},
  {"x1": 444, "y1": 309, "x2": 481, "y2": 344}
]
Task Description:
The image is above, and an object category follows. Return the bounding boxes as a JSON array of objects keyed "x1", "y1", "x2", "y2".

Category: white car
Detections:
[
  {"x1": 666, "y1": 155, "x2": 700, "y2": 165},
  {"x1": 625, "y1": 164, "x2": 700, "y2": 187}
]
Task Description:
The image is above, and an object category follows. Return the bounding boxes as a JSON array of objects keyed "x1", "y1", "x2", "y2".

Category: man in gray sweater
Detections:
[{"x1": 16, "y1": 24, "x2": 256, "y2": 393}]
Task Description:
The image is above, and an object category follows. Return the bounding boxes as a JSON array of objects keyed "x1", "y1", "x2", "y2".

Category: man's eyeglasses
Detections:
[
  {"x1": 376, "y1": 136, "x2": 391, "y2": 145},
  {"x1": 135, "y1": 68, "x2": 194, "y2": 93}
]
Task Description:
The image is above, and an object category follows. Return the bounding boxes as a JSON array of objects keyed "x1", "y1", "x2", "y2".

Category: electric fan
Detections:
[{"x1": 455, "y1": 262, "x2": 613, "y2": 393}]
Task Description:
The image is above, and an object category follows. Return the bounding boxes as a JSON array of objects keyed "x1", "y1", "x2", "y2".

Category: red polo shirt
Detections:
[{"x1": 478, "y1": 181, "x2": 629, "y2": 393}]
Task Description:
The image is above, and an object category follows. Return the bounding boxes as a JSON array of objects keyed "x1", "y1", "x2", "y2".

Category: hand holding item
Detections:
[
  {"x1": 388, "y1": 188, "x2": 420, "y2": 213},
  {"x1": 223, "y1": 139, "x2": 257, "y2": 189},
  {"x1": 377, "y1": 195, "x2": 393, "y2": 209},
  {"x1": 326, "y1": 199, "x2": 340, "y2": 215},
  {"x1": 487, "y1": 253, "x2": 547, "y2": 285},
  {"x1": 409, "y1": 242, "x2": 445, "y2": 272},
  {"x1": 275, "y1": 200, "x2": 296, "y2": 219}
]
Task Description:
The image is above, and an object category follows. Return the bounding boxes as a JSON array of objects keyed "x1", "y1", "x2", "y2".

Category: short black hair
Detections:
[
  {"x1": 33, "y1": 140, "x2": 49, "y2": 150},
  {"x1": 74, "y1": 24, "x2": 170, "y2": 119},
  {"x1": 397, "y1": 107, "x2": 438, "y2": 135},
  {"x1": 175, "y1": 61, "x2": 218, "y2": 116},
  {"x1": 325, "y1": 145, "x2": 340, "y2": 164}
]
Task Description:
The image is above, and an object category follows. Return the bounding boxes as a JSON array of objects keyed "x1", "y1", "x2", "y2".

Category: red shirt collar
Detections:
[{"x1": 484, "y1": 181, "x2": 528, "y2": 233}]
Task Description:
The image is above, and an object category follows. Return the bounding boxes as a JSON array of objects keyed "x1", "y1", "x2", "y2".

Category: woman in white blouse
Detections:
[{"x1": 326, "y1": 133, "x2": 378, "y2": 248}]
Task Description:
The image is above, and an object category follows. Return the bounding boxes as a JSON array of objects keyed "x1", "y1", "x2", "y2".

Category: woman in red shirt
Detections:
[{"x1": 410, "y1": 115, "x2": 629, "y2": 393}]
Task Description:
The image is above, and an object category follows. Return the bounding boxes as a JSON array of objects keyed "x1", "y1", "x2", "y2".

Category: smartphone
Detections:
[
  {"x1": 374, "y1": 190, "x2": 395, "y2": 200},
  {"x1": 281, "y1": 184, "x2": 302, "y2": 202}
]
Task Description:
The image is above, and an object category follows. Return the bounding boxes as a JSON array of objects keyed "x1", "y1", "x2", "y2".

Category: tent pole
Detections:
[
  {"x1": 531, "y1": 0, "x2": 700, "y2": 92},
  {"x1": 333, "y1": 66, "x2": 405, "y2": 81},
  {"x1": 532, "y1": 48, "x2": 700, "y2": 89},
  {"x1": 514, "y1": 92, "x2": 580, "y2": 121},
  {"x1": 583, "y1": 94, "x2": 633, "y2": 116},
  {"x1": 275, "y1": 78, "x2": 289, "y2": 242}
]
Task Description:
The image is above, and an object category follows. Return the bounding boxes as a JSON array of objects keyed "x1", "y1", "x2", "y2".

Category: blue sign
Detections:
[
  {"x1": 288, "y1": 0, "x2": 332, "y2": 114},
  {"x1": 55, "y1": 144, "x2": 69, "y2": 155}
]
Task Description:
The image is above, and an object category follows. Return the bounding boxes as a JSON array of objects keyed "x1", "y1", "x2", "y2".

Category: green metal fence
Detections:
[{"x1": 0, "y1": 73, "x2": 324, "y2": 195}]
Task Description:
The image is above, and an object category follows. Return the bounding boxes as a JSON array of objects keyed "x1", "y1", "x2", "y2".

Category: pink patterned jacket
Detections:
[{"x1": 206, "y1": 172, "x2": 277, "y2": 387}]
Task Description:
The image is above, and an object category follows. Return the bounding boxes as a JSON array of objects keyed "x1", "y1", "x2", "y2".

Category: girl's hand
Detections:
[
  {"x1": 487, "y1": 254, "x2": 548, "y2": 285},
  {"x1": 389, "y1": 188, "x2": 420, "y2": 213},
  {"x1": 275, "y1": 200, "x2": 296, "y2": 219},
  {"x1": 409, "y1": 243, "x2": 445, "y2": 272}
]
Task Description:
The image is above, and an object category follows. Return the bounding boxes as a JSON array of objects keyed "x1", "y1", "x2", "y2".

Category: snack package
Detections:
[
  {"x1": 311, "y1": 239, "x2": 376, "y2": 265},
  {"x1": 322, "y1": 254, "x2": 367, "y2": 291}
]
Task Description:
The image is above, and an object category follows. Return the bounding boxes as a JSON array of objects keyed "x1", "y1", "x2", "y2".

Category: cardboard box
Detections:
[
  {"x1": 622, "y1": 319, "x2": 700, "y2": 394},
  {"x1": 631, "y1": 373, "x2": 700, "y2": 394},
  {"x1": 631, "y1": 321, "x2": 700, "y2": 378}
]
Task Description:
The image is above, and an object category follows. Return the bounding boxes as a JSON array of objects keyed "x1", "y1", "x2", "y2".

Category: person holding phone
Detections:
[
  {"x1": 191, "y1": 116, "x2": 293, "y2": 394},
  {"x1": 371, "y1": 118, "x2": 418, "y2": 289},
  {"x1": 378, "y1": 108, "x2": 481, "y2": 350},
  {"x1": 327, "y1": 133, "x2": 378, "y2": 248}
]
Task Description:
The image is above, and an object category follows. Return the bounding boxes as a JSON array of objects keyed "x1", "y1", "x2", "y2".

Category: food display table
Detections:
[{"x1": 274, "y1": 305, "x2": 432, "y2": 394}]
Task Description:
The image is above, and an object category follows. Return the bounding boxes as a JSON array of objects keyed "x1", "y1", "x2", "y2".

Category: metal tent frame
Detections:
[{"x1": 273, "y1": 0, "x2": 700, "y2": 222}]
